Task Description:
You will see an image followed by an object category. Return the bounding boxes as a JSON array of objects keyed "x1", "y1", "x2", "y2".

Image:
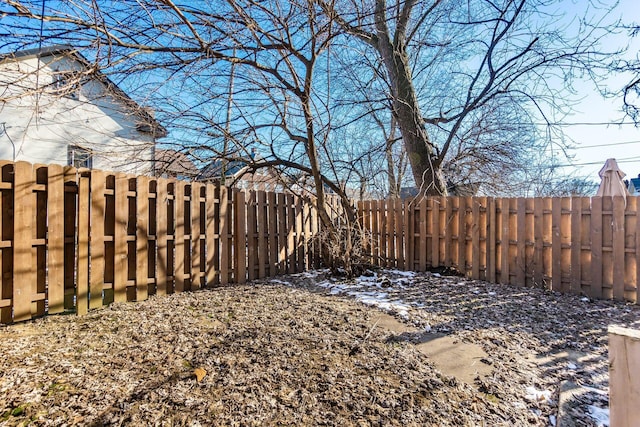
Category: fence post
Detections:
[{"x1": 609, "y1": 325, "x2": 640, "y2": 427}]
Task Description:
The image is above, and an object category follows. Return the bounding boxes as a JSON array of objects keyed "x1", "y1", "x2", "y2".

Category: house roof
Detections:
[
  {"x1": 197, "y1": 149, "x2": 264, "y2": 181},
  {"x1": 197, "y1": 159, "x2": 249, "y2": 180},
  {"x1": 155, "y1": 149, "x2": 197, "y2": 177},
  {"x1": 0, "y1": 45, "x2": 167, "y2": 138}
]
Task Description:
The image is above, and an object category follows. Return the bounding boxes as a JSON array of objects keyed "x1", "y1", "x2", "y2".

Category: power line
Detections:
[
  {"x1": 539, "y1": 121, "x2": 638, "y2": 127},
  {"x1": 573, "y1": 139, "x2": 640, "y2": 149},
  {"x1": 555, "y1": 156, "x2": 640, "y2": 168}
]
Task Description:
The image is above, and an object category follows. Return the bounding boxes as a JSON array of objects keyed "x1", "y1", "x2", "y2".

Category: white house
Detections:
[{"x1": 0, "y1": 45, "x2": 165, "y2": 175}]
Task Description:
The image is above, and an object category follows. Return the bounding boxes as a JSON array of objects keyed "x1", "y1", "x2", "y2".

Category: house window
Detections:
[
  {"x1": 68, "y1": 145, "x2": 92, "y2": 168},
  {"x1": 53, "y1": 71, "x2": 79, "y2": 99}
]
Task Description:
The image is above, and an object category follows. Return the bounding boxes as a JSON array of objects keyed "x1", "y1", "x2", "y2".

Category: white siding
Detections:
[{"x1": 0, "y1": 53, "x2": 155, "y2": 175}]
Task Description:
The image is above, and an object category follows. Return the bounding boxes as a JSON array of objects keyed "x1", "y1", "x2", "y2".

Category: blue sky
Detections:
[{"x1": 554, "y1": 0, "x2": 640, "y2": 182}]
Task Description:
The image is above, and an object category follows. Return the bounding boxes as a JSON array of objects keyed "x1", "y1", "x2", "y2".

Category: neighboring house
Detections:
[
  {"x1": 400, "y1": 181, "x2": 480, "y2": 199},
  {"x1": 0, "y1": 45, "x2": 165, "y2": 175},
  {"x1": 197, "y1": 149, "x2": 282, "y2": 191},
  {"x1": 627, "y1": 174, "x2": 640, "y2": 195},
  {"x1": 154, "y1": 149, "x2": 198, "y2": 180}
]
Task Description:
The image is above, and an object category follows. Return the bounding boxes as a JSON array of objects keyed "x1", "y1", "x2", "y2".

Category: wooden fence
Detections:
[
  {"x1": 0, "y1": 161, "x2": 322, "y2": 324},
  {"x1": 3, "y1": 160, "x2": 639, "y2": 324},
  {"x1": 358, "y1": 196, "x2": 640, "y2": 304}
]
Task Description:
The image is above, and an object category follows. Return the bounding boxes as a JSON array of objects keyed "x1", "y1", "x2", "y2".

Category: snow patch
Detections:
[
  {"x1": 587, "y1": 405, "x2": 609, "y2": 427},
  {"x1": 524, "y1": 386, "x2": 553, "y2": 403},
  {"x1": 316, "y1": 278, "x2": 411, "y2": 318},
  {"x1": 387, "y1": 270, "x2": 416, "y2": 277}
]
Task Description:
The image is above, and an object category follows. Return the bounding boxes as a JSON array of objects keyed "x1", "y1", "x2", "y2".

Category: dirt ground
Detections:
[{"x1": 1, "y1": 270, "x2": 638, "y2": 426}]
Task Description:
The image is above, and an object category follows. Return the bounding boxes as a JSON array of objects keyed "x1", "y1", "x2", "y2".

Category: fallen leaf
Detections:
[{"x1": 194, "y1": 367, "x2": 207, "y2": 382}]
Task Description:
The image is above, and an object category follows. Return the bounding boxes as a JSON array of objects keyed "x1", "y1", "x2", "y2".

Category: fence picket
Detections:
[
  {"x1": 471, "y1": 199, "x2": 486, "y2": 280},
  {"x1": 268, "y1": 192, "x2": 278, "y2": 276},
  {"x1": 191, "y1": 183, "x2": 202, "y2": 290},
  {"x1": 591, "y1": 197, "x2": 603, "y2": 299},
  {"x1": 613, "y1": 196, "x2": 625, "y2": 300},
  {"x1": 235, "y1": 190, "x2": 247, "y2": 283},
  {"x1": 90, "y1": 170, "x2": 106, "y2": 308},
  {"x1": 219, "y1": 186, "x2": 230, "y2": 285},
  {"x1": 13, "y1": 162, "x2": 34, "y2": 321},
  {"x1": 76, "y1": 170, "x2": 90, "y2": 315},
  {"x1": 136, "y1": 176, "x2": 150, "y2": 301},
  {"x1": 487, "y1": 198, "x2": 496, "y2": 282},
  {"x1": 47, "y1": 164, "x2": 65, "y2": 314},
  {"x1": 157, "y1": 178, "x2": 169, "y2": 294},
  {"x1": 174, "y1": 181, "x2": 186, "y2": 292},
  {"x1": 258, "y1": 191, "x2": 268, "y2": 278}
]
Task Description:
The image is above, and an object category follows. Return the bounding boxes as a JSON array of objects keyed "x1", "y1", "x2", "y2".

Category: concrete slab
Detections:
[{"x1": 368, "y1": 313, "x2": 491, "y2": 386}]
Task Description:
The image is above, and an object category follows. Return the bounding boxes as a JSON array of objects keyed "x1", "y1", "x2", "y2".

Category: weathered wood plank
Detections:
[
  {"x1": 472, "y1": 198, "x2": 482, "y2": 280},
  {"x1": 174, "y1": 181, "x2": 186, "y2": 292},
  {"x1": 235, "y1": 190, "x2": 247, "y2": 283},
  {"x1": 89, "y1": 170, "x2": 106, "y2": 308},
  {"x1": 612, "y1": 196, "x2": 625, "y2": 300},
  {"x1": 499, "y1": 198, "x2": 509, "y2": 284},
  {"x1": 13, "y1": 162, "x2": 34, "y2": 321},
  {"x1": 257, "y1": 191, "x2": 267, "y2": 278},
  {"x1": 136, "y1": 176, "x2": 149, "y2": 300},
  {"x1": 76, "y1": 170, "x2": 90, "y2": 315},
  {"x1": 609, "y1": 326, "x2": 640, "y2": 426},
  {"x1": 397, "y1": 198, "x2": 405, "y2": 269},
  {"x1": 219, "y1": 186, "x2": 230, "y2": 285},
  {"x1": 590, "y1": 196, "x2": 603, "y2": 299},
  {"x1": 487, "y1": 197, "x2": 496, "y2": 283},
  {"x1": 47, "y1": 164, "x2": 65, "y2": 314},
  {"x1": 190, "y1": 183, "x2": 202, "y2": 290},
  {"x1": 277, "y1": 193, "x2": 287, "y2": 274},
  {"x1": 419, "y1": 198, "x2": 427, "y2": 271},
  {"x1": 560, "y1": 197, "x2": 572, "y2": 293},
  {"x1": 114, "y1": 174, "x2": 129, "y2": 302},
  {"x1": 156, "y1": 178, "x2": 169, "y2": 295},
  {"x1": 514, "y1": 198, "x2": 526, "y2": 286},
  {"x1": 295, "y1": 196, "x2": 304, "y2": 273},
  {"x1": 247, "y1": 191, "x2": 257, "y2": 281},
  {"x1": 268, "y1": 192, "x2": 278, "y2": 276}
]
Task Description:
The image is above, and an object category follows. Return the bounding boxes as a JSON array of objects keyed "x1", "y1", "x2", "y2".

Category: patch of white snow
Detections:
[
  {"x1": 587, "y1": 405, "x2": 609, "y2": 427},
  {"x1": 524, "y1": 386, "x2": 553, "y2": 403}
]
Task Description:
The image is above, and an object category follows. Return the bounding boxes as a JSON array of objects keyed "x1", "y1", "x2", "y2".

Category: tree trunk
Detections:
[{"x1": 373, "y1": 0, "x2": 447, "y2": 196}]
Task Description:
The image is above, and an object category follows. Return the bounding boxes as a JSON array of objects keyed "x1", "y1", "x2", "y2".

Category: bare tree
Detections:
[
  {"x1": 1, "y1": 0, "x2": 380, "y2": 274},
  {"x1": 318, "y1": 0, "x2": 621, "y2": 196},
  {"x1": 621, "y1": 25, "x2": 640, "y2": 123}
]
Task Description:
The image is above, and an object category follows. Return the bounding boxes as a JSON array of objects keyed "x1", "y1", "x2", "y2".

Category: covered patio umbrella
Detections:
[{"x1": 596, "y1": 158, "x2": 630, "y2": 199}]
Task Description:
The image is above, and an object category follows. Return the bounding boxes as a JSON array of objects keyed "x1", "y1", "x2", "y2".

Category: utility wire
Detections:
[
  {"x1": 572, "y1": 139, "x2": 640, "y2": 149},
  {"x1": 555, "y1": 156, "x2": 640, "y2": 167}
]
